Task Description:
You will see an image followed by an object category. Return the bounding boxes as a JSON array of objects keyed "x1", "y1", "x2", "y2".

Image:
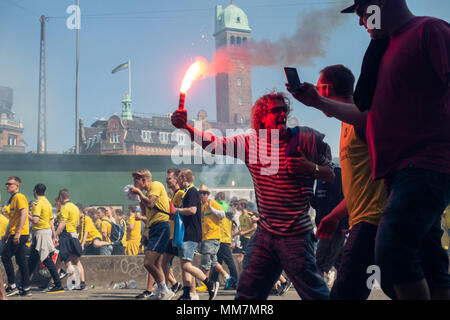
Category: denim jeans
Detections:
[
  {"x1": 235, "y1": 227, "x2": 329, "y2": 300},
  {"x1": 375, "y1": 168, "x2": 450, "y2": 299}
]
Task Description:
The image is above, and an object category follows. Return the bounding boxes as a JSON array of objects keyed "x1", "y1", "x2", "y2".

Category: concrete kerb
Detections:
[{"x1": 0, "y1": 253, "x2": 240, "y2": 289}]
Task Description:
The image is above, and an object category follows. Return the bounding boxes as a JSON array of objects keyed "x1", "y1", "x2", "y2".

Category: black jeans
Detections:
[
  {"x1": 210, "y1": 242, "x2": 239, "y2": 282},
  {"x1": 330, "y1": 222, "x2": 378, "y2": 300},
  {"x1": 1, "y1": 235, "x2": 30, "y2": 288},
  {"x1": 28, "y1": 246, "x2": 61, "y2": 287},
  {"x1": 316, "y1": 230, "x2": 346, "y2": 274}
]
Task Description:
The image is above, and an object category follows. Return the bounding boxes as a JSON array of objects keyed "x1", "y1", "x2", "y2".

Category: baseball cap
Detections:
[{"x1": 341, "y1": 0, "x2": 372, "y2": 13}]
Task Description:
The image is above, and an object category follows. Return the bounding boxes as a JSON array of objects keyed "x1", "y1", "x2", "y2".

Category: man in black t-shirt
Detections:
[{"x1": 176, "y1": 169, "x2": 217, "y2": 300}]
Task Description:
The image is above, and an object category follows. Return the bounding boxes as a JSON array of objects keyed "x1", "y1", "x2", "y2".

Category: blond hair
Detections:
[
  {"x1": 179, "y1": 169, "x2": 194, "y2": 183},
  {"x1": 132, "y1": 168, "x2": 152, "y2": 180}
]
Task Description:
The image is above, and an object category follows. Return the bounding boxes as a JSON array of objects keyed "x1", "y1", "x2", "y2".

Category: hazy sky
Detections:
[{"x1": 0, "y1": 0, "x2": 449, "y2": 157}]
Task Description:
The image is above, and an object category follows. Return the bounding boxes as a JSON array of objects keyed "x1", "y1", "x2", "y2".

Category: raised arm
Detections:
[
  {"x1": 171, "y1": 109, "x2": 247, "y2": 161},
  {"x1": 286, "y1": 83, "x2": 367, "y2": 127}
]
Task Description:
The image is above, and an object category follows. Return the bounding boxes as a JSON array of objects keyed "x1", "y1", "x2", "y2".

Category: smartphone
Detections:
[{"x1": 284, "y1": 67, "x2": 302, "y2": 91}]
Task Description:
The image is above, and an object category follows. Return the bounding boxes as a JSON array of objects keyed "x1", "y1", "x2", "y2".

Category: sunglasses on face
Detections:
[
  {"x1": 199, "y1": 192, "x2": 209, "y2": 196},
  {"x1": 315, "y1": 84, "x2": 332, "y2": 90},
  {"x1": 5, "y1": 183, "x2": 17, "y2": 186},
  {"x1": 269, "y1": 106, "x2": 288, "y2": 115}
]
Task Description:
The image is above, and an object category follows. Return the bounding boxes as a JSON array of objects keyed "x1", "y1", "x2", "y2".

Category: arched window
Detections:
[
  {"x1": 242, "y1": 37, "x2": 247, "y2": 45},
  {"x1": 230, "y1": 36, "x2": 235, "y2": 45},
  {"x1": 237, "y1": 37, "x2": 241, "y2": 46}
]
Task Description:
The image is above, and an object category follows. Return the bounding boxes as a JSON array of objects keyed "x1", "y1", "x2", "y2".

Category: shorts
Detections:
[
  {"x1": 375, "y1": 168, "x2": 450, "y2": 298},
  {"x1": 146, "y1": 222, "x2": 170, "y2": 254},
  {"x1": 238, "y1": 236, "x2": 251, "y2": 255},
  {"x1": 58, "y1": 232, "x2": 82, "y2": 262},
  {"x1": 165, "y1": 239, "x2": 179, "y2": 256},
  {"x1": 83, "y1": 238, "x2": 102, "y2": 255},
  {"x1": 178, "y1": 241, "x2": 199, "y2": 261},
  {"x1": 200, "y1": 239, "x2": 220, "y2": 270}
]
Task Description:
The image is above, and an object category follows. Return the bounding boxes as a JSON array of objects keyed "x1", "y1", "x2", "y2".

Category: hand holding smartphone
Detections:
[{"x1": 284, "y1": 67, "x2": 302, "y2": 92}]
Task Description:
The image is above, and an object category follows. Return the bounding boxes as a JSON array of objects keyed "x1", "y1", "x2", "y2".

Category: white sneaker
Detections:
[
  {"x1": 159, "y1": 290, "x2": 175, "y2": 300},
  {"x1": 147, "y1": 289, "x2": 161, "y2": 300},
  {"x1": 190, "y1": 293, "x2": 200, "y2": 300}
]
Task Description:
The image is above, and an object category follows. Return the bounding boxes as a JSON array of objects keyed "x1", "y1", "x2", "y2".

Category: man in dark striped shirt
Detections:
[{"x1": 172, "y1": 92, "x2": 334, "y2": 300}]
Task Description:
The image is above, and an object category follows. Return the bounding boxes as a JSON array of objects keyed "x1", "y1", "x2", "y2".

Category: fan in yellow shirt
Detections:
[
  {"x1": 27, "y1": 183, "x2": 64, "y2": 292},
  {"x1": 198, "y1": 185, "x2": 225, "y2": 280},
  {"x1": 54, "y1": 189, "x2": 86, "y2": 290},
  {"x1": 2, "y1": 176, "x2": 31, "y2": 295},
  {"x1": 125, "y1": 205, "x2": 142, "y2": 256},
  {"x1": 79, "y1": 208, "x2": 111, "y2": 255},
  {"x1": 130, "y1": 168, "x2": 173, "y2": 300}
]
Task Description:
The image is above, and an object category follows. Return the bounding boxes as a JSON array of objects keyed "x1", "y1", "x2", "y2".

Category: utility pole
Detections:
[
  {"x1": 75, "y1": 0, "x2": 80, "y2": 154},
  {"x1": 37, "y1": 15, "x2": 48, "y2": 154}
]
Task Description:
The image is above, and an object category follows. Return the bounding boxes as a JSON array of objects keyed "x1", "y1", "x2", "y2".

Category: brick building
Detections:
[{"x1": 0, "y1": 85, "x2": 25, "y2": 153}]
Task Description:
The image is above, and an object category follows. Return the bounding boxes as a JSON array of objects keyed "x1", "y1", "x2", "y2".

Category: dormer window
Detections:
[{"x1": 236, "y1": 17, "x2": 241, "y2": 23}]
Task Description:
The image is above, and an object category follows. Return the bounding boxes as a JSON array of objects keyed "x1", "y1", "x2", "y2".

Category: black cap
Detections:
[{"x1": 341, "y1": 0, "x2": 372, "y2": 14}]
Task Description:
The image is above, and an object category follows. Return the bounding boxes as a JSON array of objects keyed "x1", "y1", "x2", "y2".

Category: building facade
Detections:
[
  {"x1": 0, "y1": 86, "x2": 25, "y2": 153},
  {"x1": 214, "y1": 3, "x2": 252, "y2": 125}
]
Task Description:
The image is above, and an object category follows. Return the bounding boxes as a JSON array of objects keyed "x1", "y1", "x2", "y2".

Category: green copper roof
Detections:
[
  {"x1": 121, "y1": 93, "x2": 132, "y2": 120},
  {"x1": 215, "y1": 3, "x2": 251, "y2": 35}
]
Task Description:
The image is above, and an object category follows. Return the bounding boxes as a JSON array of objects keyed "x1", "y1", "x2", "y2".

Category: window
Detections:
[
  {"x1": 230, "y1": 36, "x2": 235, "y2": 45},
  {"x1": 110, "y1": 132, "x2": 120, "y2": 144},
  {"x1": 237, "y1": 78, "x2": 242, "y2": 86},
  {"x1": 236, "y1": 17, "x2": 241, "y2": 23},
  {"x1": 172, "y1": 132, "x2": 187, "y2": 144},
  {"x1": 237, "y1": 37, "x2": 241, "y2": 46},
  {"x1": 8, "y1": 134, "x2": 17, "y2": 146},
  {"x1": 238, "y1": 97, "x2": 243, "y2": 106},
  {"x1": 159, "y1": 132, "x2": 169, "y2": 144},
  {"x1": 141, "y1": 130, "x2": 153, "y2": 142}
]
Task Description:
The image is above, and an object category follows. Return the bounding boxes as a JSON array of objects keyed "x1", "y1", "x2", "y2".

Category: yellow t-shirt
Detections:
[
  {"x1": 169, "y1": 189, "x2": 185, "y2": 239},
  {"x1": 340, "y1": 122, "x2": 387, "y2": 229},
  {"x1": 7, "y1": 193, "x2": 29, "y2": 236},
  {"x1": 119, "y1": 218, "x2": 127, "y2": 246},
  {"x1": 101, "y1": 217, "x2": 112, "y2": 242},
  {"x1": 201, "y1": 200, "x2": 223, "y2": 241},
  {"x1": 95, "y1": 218, "x2": 102, "y2": 232},
  {"x1": 58, "y1": 202, "x2": 80, "y2": 234},
  {"x1": 219, "y1": 217, "x2": 233, "y2": 244},
  {"x1": 126, "y1": 214, "x2": 142, "y2": 241},
  {"x1": 79, "y1": 215, "x2": 102, "y2": 245},
  {"x1": 31, "y1": 196, "x2": 53, "y2": 230},
  {"x1": 239, "y1": 210, "x2": 256, "y2": 239},
  {"x1": 0, "y1": 213, "x2": 9, "y2": 240},
  {"x1": 145, "y1": 181, "x2": 170, "y2": 229}
]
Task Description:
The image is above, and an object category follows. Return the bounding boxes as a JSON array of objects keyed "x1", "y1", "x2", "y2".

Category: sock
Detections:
[
  {"x1": 224, "y1": 273, "x2": 230, "y2": 280},
  {"x1": 183, "y1": 286, "x2": 191, "y2": 297},
  {"x1": 10, "y1": 284, "x2": 16, "y2": 289},
  {"x1": 158, "y1": 281, "x2": 169, "y2": 293}
]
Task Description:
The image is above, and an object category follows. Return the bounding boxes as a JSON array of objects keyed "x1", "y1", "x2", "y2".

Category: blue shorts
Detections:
[
  {"x1": 375, "y1": 168, "x2": 450, "y2": 298},
  {"x1": 146, "y1": 222, "x2": 170, "y2": 254},
  {"x1": 178, "y1": 241, "x2": 199, "y2": 261},
  {"x1": 165, "y1": 239, "x2": 179, "y2": 256},
  {"x1": 58, "y1": 232, "x2": 82, "y2": 262}
]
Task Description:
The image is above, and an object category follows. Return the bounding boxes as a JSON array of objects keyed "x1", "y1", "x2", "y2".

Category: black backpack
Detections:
[{"x1": 105, "y1": 219, "x2": 124, "y2": 244}]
